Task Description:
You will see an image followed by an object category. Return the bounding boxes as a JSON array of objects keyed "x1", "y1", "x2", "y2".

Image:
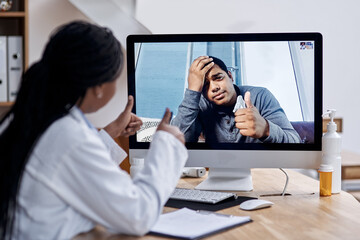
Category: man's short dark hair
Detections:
[{"x1": 206, "y1": 56, "x2": 230, "y2": 76}]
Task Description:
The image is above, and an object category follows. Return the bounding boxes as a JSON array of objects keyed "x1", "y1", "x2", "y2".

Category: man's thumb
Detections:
[
  {"x1": 124, "y1": 95, "x2": 134, "y2": 112},
  {"x1": 160, "y1": 108, "x2": 172, "y2": 125},
  {"x1": 244, "y1": 91, "x2": 253, "y2": 108}
]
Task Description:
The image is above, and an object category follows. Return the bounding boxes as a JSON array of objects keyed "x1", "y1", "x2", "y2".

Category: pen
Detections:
[{"x1": 196, "y1": 210, "x2": 233, "y2": 218}]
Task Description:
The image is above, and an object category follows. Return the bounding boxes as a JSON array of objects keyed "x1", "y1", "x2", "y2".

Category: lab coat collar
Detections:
[{"x1": 69, "y1": 106, "x2": 97, "y2": 131}]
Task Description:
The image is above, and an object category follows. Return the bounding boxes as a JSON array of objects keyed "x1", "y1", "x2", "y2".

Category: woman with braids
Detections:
[{"x1": 0, "y1": 21, "x2": 187, "y2": 240}]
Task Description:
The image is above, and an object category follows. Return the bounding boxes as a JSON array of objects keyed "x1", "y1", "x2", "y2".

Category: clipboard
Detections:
[{"x1": 149, "y1": 208, "x2": 252, "y2": 240}]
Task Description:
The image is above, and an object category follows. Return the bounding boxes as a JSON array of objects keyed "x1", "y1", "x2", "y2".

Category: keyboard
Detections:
[{"x1": 169, "y1": 188, "x2": 237, "y2": 204}]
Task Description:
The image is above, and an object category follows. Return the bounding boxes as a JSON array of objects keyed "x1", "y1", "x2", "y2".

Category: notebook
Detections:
[{"x1": 149, "y1": 208, "x2": 252, "y2": 240}]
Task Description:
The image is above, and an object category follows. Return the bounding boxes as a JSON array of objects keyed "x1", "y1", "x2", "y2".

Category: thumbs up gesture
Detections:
[
  {"x1": 104, "y1": 95, "x2": 143, "y2": 138},
  {"x1": 157, "y1": 108, "x2": 185, "y2": 144},
  {"x1": 234, "y1": 91, "x2": 269, "y2": 139}
]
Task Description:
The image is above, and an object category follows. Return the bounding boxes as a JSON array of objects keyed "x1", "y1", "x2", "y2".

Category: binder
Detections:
[
  {"x1": 7, "y1": 36, "x2": 23, "y2": 102},
  {"x1": 0, "y1": 36, "x2": 7, "y2": 102}
]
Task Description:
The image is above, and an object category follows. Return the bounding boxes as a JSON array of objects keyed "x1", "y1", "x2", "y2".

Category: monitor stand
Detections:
[{"x1": 195, "y1": 168, "x2": 253, "y2": 191}]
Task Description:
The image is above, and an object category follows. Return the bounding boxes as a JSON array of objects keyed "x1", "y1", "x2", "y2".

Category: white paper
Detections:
[
  {"x1": 233, "y1": 95, "x2": 246, "y2": 113},
  {"x1": 151, "y1": 208, "x2": 251, "y2": 239}
]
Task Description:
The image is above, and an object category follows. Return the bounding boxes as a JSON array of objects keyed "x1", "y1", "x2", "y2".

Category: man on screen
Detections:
[{"x1": 171, "y1": 56, "x2": 301, "y2": 144}]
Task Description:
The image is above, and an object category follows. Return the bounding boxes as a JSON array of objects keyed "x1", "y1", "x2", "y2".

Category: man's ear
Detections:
[{"x1": 228, "y1": 71, "x2": 234, "y2": 82}]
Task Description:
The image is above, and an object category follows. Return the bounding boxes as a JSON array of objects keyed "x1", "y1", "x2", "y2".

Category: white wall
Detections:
[
  {"x1": 136, "y1": 0, "x2": 360, "y2": 153},
  {"x1": 29, "y1": 0, "x2": 128, "y2": 128},
  {"x1": 29, "y1": 0, "x2": 360, "y2": 153}
]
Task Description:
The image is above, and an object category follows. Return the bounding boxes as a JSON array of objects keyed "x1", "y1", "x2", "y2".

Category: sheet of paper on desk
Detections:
[{"x1": 150, "y1": 208, "x2": 251, "y2": 240}]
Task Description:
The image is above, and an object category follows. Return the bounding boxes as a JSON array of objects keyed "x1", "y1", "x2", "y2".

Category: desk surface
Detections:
[{"x1": 75, "y1": 169, "x2": 360, "y2": 240}]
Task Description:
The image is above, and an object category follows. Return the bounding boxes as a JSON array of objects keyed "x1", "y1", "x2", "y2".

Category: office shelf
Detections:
[
  {"x1": 0, "y1": 0, "x2": 28, "y2": 106},
  {"x1": 0, "y1": 12, "x2": 26, "y2": 17},
  {"x1": 0, "y1": 102, "x2": 13, "y2": 107}
]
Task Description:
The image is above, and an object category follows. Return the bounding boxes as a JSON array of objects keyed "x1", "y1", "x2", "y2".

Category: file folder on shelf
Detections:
[
  {"x1": 0, "y1": 36, "x2": 7, "y2": 102},
  {"x1": 8, "y1": 36, "x2": 23, "y2": 102}
]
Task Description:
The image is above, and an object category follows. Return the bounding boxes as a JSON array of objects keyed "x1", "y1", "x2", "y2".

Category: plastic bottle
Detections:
[
  {"x1": 321, "y1": 109, "x2": 342, "y2": 195},
  {"x1": 130, "y1": 157, "x2": 144, "y2": 178}
]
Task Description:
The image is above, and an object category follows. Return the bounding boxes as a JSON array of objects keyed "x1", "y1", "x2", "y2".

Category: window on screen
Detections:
[{"x1": 134, "y1": 41, "x2": 314, "y2": 143}]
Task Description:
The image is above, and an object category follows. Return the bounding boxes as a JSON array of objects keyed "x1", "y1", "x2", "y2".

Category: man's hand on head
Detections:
[
  {"x1": 187, "y1": 56, "x2": 214, "y2": 92},
  {"x1": 234, "y1": 91, "x2": 270, "y2": 139}
]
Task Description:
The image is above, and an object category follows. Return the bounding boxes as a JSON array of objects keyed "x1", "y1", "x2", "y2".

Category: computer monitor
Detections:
[{"x1": 127, "y1": 33, "x2": 322, "y2": 191}]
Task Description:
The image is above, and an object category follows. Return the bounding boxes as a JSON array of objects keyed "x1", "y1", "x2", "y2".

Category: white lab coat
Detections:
[{"x1": 11, "y1": 107, "x2": 188, "y2": 240}]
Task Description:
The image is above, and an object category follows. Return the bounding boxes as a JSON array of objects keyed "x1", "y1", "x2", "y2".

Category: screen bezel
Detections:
[{"x1": 127, "y1": 32, "x2": 323, "y2": 151}]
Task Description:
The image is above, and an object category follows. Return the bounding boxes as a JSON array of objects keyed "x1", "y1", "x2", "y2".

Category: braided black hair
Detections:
[{"x1": 0, "y1": 21, "x2": 123, "y2": 239}]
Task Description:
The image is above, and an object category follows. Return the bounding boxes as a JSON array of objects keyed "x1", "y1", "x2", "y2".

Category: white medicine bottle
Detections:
[
  {"x1": 322, "y1": 109, "x2": 342, "y2": 194},
  {"x1": 130, "y1": 157, "x2": 144, "y2": 178}
]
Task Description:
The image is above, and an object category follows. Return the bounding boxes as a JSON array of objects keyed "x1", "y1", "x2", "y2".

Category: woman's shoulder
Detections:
[
  {"x1": 32, "y1": 110, "x2": 104, "y2": 164},
  {"x1": 51, "y1": 110, "x2": 96, "y2": 141}
]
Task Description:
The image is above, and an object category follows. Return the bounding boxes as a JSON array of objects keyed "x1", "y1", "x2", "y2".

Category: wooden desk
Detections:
[{"x1": 75, "y1": 169, "x2": 360, "y2": 240}]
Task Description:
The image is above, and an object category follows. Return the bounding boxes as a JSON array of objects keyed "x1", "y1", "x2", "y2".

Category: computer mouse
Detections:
[{"x1": 239, "y1": 199, "x2": 274, "y2": 211}]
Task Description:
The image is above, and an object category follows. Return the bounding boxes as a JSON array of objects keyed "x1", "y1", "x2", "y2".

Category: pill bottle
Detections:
[{"x1": 318, "y1": 164, "x2": 333, "y2": 196}]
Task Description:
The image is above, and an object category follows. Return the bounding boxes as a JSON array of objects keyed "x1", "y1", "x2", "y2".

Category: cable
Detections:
[{"x1": 279, "y1": 168, "x2": 289, "y2": 196}]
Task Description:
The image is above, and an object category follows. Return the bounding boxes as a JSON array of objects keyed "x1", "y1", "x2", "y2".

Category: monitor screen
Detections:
[
  {"x1": 127, "y1": 33, "x2": 322, "y2": 151},
  {"x1": 127, "y1": 33, "x2": 322, "y2": 190}
]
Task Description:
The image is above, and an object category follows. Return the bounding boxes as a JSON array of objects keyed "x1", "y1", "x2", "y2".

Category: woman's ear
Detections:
[{"x1": 92, "y1": 85, "x2": 104, "y2": 99}]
